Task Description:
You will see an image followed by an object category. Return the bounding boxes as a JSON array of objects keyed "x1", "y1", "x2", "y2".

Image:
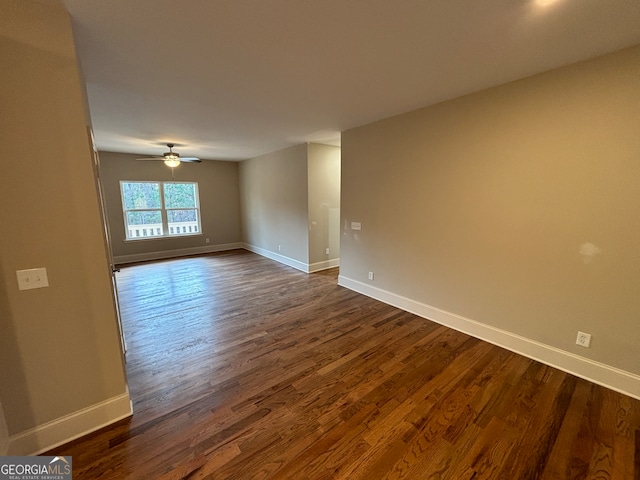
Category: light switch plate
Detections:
[
  {"x1": 351, "y1": 222, "x2": 362, "y2": 231},
  {"x1": 16, "y1": 268, "x2": 49, "y2": 290}
]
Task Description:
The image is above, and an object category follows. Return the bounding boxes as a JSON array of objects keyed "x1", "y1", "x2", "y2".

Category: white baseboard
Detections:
[
  {"x1": 242, "y1": 243, "x2": 310, "y2": 272},
  {"x1": 242, "y1": 244, "x2": 340, "y2": 273},
  {"x1": 114, "y1": 242, "x2": 243, "y2": 265},
  {"x1": 309, "y1": 258, "x2": 340, "y2": 273},
  {"x1": 8, "y1": 391, "x2": 133, "y2": 455},
  {"x1": 338, "y1": 275, "x2": 640, "y2": 400},
  {"x1": 116, "y1": 242, "x2": 341, "y2": 273}
]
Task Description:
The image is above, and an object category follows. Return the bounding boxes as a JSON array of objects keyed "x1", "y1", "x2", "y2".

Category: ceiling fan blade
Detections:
[
  {"x1": 180, "y1": 157, "x2": 201, "y2": 163},
  {"x1": 136, "y1": 157, "x2": 164, "y2": 161}
]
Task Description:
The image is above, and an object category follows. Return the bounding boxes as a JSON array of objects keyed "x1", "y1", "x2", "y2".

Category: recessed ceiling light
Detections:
[{"x1": 536, "y1": 0, "x2": 560, "y2": 6}]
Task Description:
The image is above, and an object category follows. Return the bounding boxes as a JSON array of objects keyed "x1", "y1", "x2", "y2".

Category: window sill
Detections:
[{"x1": 123, "y1": 233, "x2": 203, "y2": 243}]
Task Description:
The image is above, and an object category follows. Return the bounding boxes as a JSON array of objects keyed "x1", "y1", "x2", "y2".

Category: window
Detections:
[{"x1": 120, "y1": 181, "x2": 201, "y2": 240}]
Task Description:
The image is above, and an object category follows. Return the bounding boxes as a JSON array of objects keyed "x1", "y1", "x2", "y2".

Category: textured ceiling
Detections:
[{"x1": 61, "y1": 0, "x2": 640, "y2": 160}]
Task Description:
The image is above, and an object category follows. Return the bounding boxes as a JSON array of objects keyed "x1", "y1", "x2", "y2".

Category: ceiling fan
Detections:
[{"x1": 136, "y1": 143, "x2": 201, "y2": 168}]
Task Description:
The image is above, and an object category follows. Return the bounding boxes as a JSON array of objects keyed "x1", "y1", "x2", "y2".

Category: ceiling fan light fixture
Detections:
[
  {"x1": 136, "y1": 143, "x2": 199, "y2": 167},
  {"x1": 164, "y1": 158, "x2": 181, "y2": 168}
]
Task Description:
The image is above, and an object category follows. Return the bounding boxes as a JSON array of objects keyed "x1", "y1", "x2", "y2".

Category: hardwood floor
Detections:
[{"x1": 49, "y1": 250, "x2": 640, "y2": 479}]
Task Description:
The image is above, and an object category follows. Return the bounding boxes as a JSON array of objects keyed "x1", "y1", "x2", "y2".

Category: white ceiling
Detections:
[{"x1": 61, "y1": 0, "x2": 640, "y2": 161}]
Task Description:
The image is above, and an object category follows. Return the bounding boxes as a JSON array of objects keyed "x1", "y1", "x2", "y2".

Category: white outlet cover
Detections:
[
  {"x1": 16, "y1": 267, "x2": 49, "y2": 290},
  {"x1": 576, "y1": 331, "x2": 591, "y2": 348}
]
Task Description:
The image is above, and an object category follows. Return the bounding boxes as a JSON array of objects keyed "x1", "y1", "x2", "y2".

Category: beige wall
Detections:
[
  {"x1": 308, "y1": 144, "x2": 341, "y2": 265},
  {"x1": 239, "y1": 144, "x2": 310, "y2": 264},
  {"x1": 0, "y1": 0, "x2": 128, "y2": 443},
  {"x1": 0, "y1": 397, "x2": 7, "y2": 455},
  {"x1": 341, "y1": 45, "x2": 640, "y2": 376},
  {"x1": 99, "y1": 151, "x2": 241, "y2": 261}
]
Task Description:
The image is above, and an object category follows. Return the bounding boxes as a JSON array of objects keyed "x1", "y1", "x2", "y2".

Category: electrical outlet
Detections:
[
  {"x1": 325, "y1": 248, "x2": 330, "y2": 255},
  {"x1": 16, "y1": 267, "x2": 49, "y2": 290},
  {"x1": 278, "y1": 245, "x2": 282, "y2": 252},
  {"x1": 576, "y1": 331, "x2": 591, "y2": 348},
  {"x1": 205, "y1": 237, "x2": 210, "y2": 244},
  {"x1": 368, "y1": 272, "x2": 374, "y2": 281}
]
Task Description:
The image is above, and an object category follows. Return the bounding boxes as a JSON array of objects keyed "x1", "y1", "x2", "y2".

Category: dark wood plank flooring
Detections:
[{"x1": 49, "y1": 250, "x2": 640, "y2": 479}]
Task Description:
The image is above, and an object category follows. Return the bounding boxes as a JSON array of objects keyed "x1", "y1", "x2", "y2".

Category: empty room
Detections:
[{"x1": 1, "y1": 0, "x2": 639, "y2": 479}]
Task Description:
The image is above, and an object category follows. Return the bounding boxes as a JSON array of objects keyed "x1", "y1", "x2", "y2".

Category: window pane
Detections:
[
  {"x1": 164, "y1": 183, "x2": 196, "y2": 208},
  {"x1": 126, "y1": 210, "x2": 162, "y2": 225},
  {"x1": 167, "y1": 209, "x2": 198, "y2": 235},
  {"x1": 167, "y1": 209, "x2": 197, "y2": 223},
  {"x1": 126, "y1": 211, "x2": 163, "y2": 237},
  {"x1": 122, "y1": 182, "x2": 161, "y2": 209}
]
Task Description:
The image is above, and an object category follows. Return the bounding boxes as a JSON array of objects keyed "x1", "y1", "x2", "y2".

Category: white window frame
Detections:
[{"x1": 120, "y1": 181, "x2": 201, "y2": 241}]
